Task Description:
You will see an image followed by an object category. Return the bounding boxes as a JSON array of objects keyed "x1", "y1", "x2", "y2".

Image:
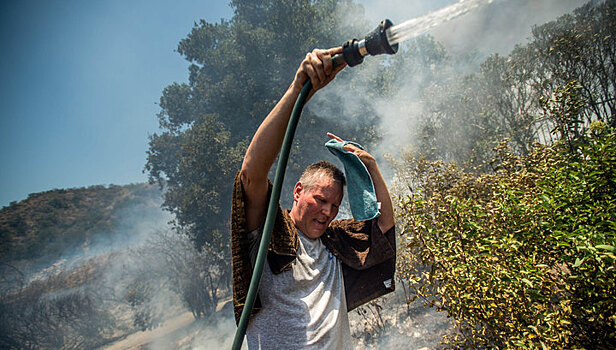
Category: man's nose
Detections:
[{"x1": 321, "y1": 204, "x2": 332, "y2": 216}]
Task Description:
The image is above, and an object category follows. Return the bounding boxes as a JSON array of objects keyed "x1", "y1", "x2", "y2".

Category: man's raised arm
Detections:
[
  {"x1": 240, "y1": 47, "x2": 346, "y2": 232},
  {"x1": 326, "y1": 133, "x2": 395, "y2": 234}
]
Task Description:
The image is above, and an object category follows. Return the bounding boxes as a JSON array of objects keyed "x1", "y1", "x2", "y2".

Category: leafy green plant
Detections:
[{"x1": 396, "y1": 126, "x2": 616, "y2": 348}]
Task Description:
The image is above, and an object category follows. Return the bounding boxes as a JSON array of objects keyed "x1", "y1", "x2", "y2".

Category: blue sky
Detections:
[{"x1": 0, "y1": 0, "x2": 233, "y2": 207}]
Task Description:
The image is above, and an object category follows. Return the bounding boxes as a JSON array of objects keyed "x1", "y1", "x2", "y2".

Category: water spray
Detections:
[
  {"x1": 386, "y1": 0, "x2": 494, "y2": 45},
  {"x1": 232, "y1": 2, "x2": 494, "y2": 348}
]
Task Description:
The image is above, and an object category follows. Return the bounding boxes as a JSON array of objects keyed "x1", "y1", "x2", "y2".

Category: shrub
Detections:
[{"x1": 396, "y1": 126, "x2": 616, "y2": 348}]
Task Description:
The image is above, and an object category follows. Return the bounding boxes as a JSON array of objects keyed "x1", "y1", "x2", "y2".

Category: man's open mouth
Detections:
[{"x1": 315, "y1": 219, "x2": 327, "y2": 225}]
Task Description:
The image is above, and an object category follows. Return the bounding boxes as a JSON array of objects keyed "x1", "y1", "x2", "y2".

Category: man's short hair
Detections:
[{"x1": 299, "y1": 161, "x2": 346, "y2": 191}]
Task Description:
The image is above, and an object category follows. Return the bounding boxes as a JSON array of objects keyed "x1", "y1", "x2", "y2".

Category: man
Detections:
[{"x1": 231, "y1": 46, "x2": 396, "y2": 349}]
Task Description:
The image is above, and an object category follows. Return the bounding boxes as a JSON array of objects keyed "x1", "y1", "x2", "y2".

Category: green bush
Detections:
[{"x1": 396, "y1": 126, "x2": 616, "y2": 348}]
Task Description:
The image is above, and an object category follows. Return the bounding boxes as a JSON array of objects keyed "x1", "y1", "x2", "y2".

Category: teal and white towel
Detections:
[{"x1": 325, "y1": 139, "x2": 380, "y2": 221}]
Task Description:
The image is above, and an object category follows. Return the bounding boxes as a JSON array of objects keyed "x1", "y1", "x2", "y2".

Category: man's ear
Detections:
[{"x1": 294, "y1": 182, "x2": 303, "y2": 201}]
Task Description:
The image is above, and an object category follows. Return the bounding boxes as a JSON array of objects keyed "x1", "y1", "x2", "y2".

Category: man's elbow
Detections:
[
  {"x1": 239, "y1": 166, "x2": 255, "y2": 189},
  {"x1": 240, "y1": 166, "x2": 266, "y2": 195}
]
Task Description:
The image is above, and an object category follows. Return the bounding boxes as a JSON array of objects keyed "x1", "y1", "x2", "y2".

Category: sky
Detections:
[
  {"x1": 0, "y1": 0, "x2": 589, "y2": 208},
  {"x1": 0, "y1": 0, "x2": 234, "y2": 207}
]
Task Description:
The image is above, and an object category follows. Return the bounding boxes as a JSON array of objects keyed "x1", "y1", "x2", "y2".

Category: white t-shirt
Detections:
[{"x1": 246, "y1": 229, "x2": 353, "y2": 349}]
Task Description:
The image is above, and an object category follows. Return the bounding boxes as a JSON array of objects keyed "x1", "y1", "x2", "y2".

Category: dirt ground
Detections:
[
  {"x1": 100, "y1": 295, "x2": 447, "y2": 350},
  {"x1": 100, "y1": 298, "x2": 242, "y2": 350},
  {"x1": 100, "y1": 312, "x2": 196, "y2": 350}
]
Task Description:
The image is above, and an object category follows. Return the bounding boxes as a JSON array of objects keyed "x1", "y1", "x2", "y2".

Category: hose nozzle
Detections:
[{"x1": 342, "y1": 19, "x2": 398, "y2": 67}]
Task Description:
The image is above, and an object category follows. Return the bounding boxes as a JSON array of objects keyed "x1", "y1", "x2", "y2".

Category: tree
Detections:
[
  {"x1": 0, "y1": 266, "x2": 115, "y2": 349},
  {"x1": 128, "y1": 229, "x2": 228, "y2": 320},
  {"x1": 530, "y1": 0, "x2": 616, "y2": 130},
  {"x1": 145, "y1": 0, "x2": 378, "y2": 252},
  {"x1": 413, "y1": 0, "x2": 616, "y2": 168}
]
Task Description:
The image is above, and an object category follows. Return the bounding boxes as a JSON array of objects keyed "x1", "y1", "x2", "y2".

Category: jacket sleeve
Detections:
[
  {"x1": 230, "y1": 171, "x2": 298, "y2": 324},
  {"x1": 323, "y1": 218, "x2": 395, "y2": 270},
  {"x1": 321, "y1": 218, "x2": 396, "y2": 311}
]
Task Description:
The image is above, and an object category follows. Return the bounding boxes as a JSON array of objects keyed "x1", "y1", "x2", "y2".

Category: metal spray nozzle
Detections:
[{"x1": 341, "y1": 19, "x2": 398, "y2": 67}]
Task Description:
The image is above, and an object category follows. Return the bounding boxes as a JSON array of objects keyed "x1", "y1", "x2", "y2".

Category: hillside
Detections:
[{"x1": 0, "y1": 183, "x2": 165, "y2": 270}]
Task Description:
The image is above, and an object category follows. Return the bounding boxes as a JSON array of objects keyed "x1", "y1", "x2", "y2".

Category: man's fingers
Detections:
[
  {"x1": 302, "y1": 54, "x2": 319, "y2": 87},
  {"x1": 308, "y1": 51, "x2": 325, "y2": 83},
  {"x1": 316, "y1": 50, "x2": 333, "y2": 76},
  {"x1": 327, "y1": 132, "x2": 360, "y2": 154},
  {"x1": 296, "y1": 47, "x2": 344, "y2": 92},
  {"x1": 343, "y1": 144, "x2": 359, "y2": 153},
  {"x1": 326, "y1": 46, "x2": 343, "y2": 56},
  {"x1": 326, "y1": 47, "x2": 345, "y2": 72},
  {"x1": 305, "y1": 67, "x2": 319, "y2": 88},
  {"x1": 327, "y1": 132, "x2": 374, "y2": 163}
]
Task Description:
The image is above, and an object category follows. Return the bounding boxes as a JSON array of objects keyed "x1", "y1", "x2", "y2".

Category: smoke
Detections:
[
  {"x1": 25, "y1": 188, "x2": 173, "y2": 283},
  {"x1": 431, "y1": 0, "x2": 590, "y2": 56},
  {"x1": 313, "y1": 0, "x2": 590, "y2": 161},
  {"x1": 0, "y1": 189, "x2": 235, "y2": 350},
  {"x1": 360, "y1": 0, "x2": 589, "y2": 55}
]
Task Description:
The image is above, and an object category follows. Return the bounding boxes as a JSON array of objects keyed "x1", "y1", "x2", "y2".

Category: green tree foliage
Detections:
[
  {"x1": 396, "y1": 120, "x2": 616, "y2": 347},
  {"x1": 539, "y1": 80, "x2": 587, "y2": 153},
  {"x1": 417, "y1": 45, "x2": 543, "y2": 167},
  {"x1": 145, "y1": 0, "x2": 377, "y2": 251}
]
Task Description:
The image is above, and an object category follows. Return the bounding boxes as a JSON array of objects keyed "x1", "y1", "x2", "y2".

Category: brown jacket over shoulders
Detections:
[{"x1": 231, "y1": 171, "x2": 396, "y2": 324}]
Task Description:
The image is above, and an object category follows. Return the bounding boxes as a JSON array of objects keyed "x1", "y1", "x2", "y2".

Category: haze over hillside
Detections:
[{"x1": 0, "y1": 183, "x2": 168, "y2": 274}]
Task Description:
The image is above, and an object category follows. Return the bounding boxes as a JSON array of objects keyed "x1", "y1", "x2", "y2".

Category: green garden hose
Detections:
[{"x1": 230, "y1": 74, "x2": 312, "y2": 350}]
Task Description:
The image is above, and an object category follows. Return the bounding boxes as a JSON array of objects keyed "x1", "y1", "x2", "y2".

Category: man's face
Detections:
[{"x1": 290, "y1": 173, "x2": 343, "y2": 239}]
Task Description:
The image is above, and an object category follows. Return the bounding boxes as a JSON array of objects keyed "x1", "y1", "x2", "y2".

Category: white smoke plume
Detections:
[{"x1": 323, "y1": 0, "x2": 590, "y2": 157}]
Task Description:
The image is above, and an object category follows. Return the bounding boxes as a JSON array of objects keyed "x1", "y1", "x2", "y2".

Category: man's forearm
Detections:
[
  {"x1": 241, "y1": 83, "x2": 302, "y2": 181},
  {"x1": 365, "y1": 161, "x2": 395, "y2": 234},
  {"x1": 239, "y1": 84, "x2": 301, "y2": 231}
]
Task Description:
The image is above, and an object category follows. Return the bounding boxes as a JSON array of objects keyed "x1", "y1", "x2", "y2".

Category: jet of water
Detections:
[{"x1": 386, "y1": 0, "x2": 495, "y2": 45}]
